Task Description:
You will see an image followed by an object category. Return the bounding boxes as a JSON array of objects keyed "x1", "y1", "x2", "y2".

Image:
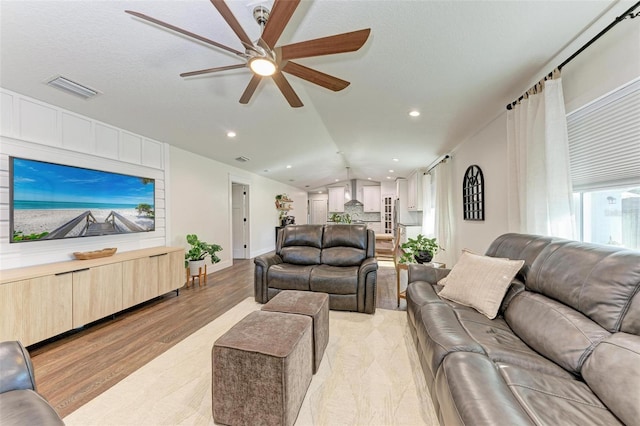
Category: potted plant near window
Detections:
[
  {"x1": 399, "y1": 234, "x2": 443, "y2": 264},
  {"x1": 184, "y1": 234, "x2": 222, "y2": 275}
]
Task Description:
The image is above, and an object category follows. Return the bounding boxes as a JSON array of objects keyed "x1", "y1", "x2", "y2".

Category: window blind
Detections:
[{"x1": 567, "y1": 78, "x2": 640, "y2": 191}]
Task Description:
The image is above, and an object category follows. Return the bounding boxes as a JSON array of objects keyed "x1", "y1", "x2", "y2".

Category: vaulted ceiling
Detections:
[{"x1": 0, "y1": 1, "x2": 625, "y2": 192}]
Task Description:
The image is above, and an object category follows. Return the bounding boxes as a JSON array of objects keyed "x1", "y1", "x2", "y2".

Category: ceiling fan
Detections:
[{"x1": 125, "y1": 0, "x2": 371, "y2": 108}]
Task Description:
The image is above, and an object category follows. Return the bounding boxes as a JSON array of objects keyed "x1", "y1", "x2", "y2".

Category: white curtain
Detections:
[
  {"x1": 421, "y1": 173, "x2": 435, "y2": 237},
  {"x1": 507, "y1": 75, "x2": 575, "y2": 238},
  {"x1": 432, "y1": 161, "x2": 457, "y2": 267}
]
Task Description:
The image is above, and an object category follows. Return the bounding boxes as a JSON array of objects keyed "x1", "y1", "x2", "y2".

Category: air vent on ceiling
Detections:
[
  {"x1": 235, "y1": 156, "x2": 250, "y2": 162},
  {"x1": 46, "y1": 76, "x2": 99, "y2": 99}
]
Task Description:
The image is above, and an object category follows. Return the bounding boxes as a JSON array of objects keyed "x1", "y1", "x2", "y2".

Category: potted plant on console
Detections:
[
  {"x1": 399, "y1": 234, "x2": 443, "y2": 264},
  {"x1": 185, "y1": 234, "x2": 222, "y2": 276}
]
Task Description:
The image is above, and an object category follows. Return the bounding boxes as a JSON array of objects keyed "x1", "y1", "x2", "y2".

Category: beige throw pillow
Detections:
[{"x1": 438, "y1": 250, "x2": 524, "y2": 319}]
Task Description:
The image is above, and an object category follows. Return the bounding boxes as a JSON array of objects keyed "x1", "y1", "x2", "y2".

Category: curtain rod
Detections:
[
  {"x1": 506, "y1": 1, "x2": 640, "y2": 110},
  {"x1": 426, "y1": 155, "x2": 450, "y2": 174}
]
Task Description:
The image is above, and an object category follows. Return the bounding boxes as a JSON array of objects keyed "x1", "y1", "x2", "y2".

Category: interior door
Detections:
[
  {"x1": 232, "y1": 184, "x2": 248, "y2": 258},
  {"x1": 310, "y1": 198, "x2": 328, "y2": 224}
]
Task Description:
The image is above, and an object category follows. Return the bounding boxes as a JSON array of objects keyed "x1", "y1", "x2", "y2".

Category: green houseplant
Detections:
[
  {"x1": 399, "y1": 234, "x2": 443, "y2": 264},
  {"x1": 184, "y1": 234, "x2": 222, "y2": 274}
]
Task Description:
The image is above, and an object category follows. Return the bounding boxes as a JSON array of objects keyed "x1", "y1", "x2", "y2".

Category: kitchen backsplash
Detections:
[{"x1": 328, "y1": 205, "x2": 380, "y2": 222}]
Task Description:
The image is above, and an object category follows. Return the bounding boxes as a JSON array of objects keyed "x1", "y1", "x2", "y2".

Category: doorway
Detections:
[
  {"x1": 231, "y1": 183, "x2": 249, "y2": 259},
  {"x1": 310, "y1": 198, "x2": 328, "y2": 224}
]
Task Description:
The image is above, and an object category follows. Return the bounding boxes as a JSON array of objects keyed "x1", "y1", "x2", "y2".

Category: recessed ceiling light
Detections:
[
  {"x1": 389, "y1": 169, "x2": 394, "y2": 173},
  {"x1": 367, "y1": 177, "x2": 371, "y2": 180},
  {"x1": 409, "y1": 110, "x2": 420, "y2": 117},
  {"x1": 286, "y1": 165, "x2": 292, "y2": 169},
  {"x1": 335, "y1": 179, "x2": 339, "y2": 182},
  {"x1": 318, "y1": 191, "x2": 323, "y2": 193},
  {"x1": 386, "y1": 176, "x2": 392, "y2": 179},
  {"x1": 227, "y1": 131, "x2": 236, "y2": 138},
  {"x1": 393, "y1": 158, "x2": 399, "y2": 162}
]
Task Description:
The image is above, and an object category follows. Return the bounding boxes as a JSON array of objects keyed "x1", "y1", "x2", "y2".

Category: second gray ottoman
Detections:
[
  {"x1": 212, "y1": 310, "x2": 312, "y2": 426},
  {"x1": 262, "y1": 290, "x2": 329, "y2": 373}
]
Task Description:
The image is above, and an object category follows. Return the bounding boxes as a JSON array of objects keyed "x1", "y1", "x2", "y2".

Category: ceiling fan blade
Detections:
[
  {"x1": 125, "y1": 10, "x2": 242, "y2": 56},
  {"x1": 260, "y1": 0, "x2": 300, "y2": 49},
  {"x1": 180, "y1": 64, "x2": 247, "y2": 77},
  {"x1": 279, "y1": 28, "x2": 371, "y2": 61},
  {"x1": 239, "y1": 75, "x2": 262, "y2": 104},
  {"x1": 209, "y1": 0, "x2": 254, "y2": 49},
  {"x1": 282, "y1": 62, "x2": 350, "y2": 91},
  {"x1": 272, "y1": 72, "x2": 303, "y2": 108}
]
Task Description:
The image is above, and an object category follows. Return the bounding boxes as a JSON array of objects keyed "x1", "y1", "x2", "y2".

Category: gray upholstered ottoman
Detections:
[
  {"x1": 212, "y1": 310, "x2": 312, "y2": 426},
  {"x1": 262, "y1": 290, "x2": 329, "y2": 373}
]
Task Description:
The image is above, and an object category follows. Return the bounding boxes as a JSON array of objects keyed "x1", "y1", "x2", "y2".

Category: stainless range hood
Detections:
[{"x1": 344, "y1": 179, "x2": 363, "y2": 207}]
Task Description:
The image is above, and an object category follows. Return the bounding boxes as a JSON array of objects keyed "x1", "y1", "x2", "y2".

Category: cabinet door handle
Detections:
[
  {"x1": 149, "y1": 253, "x2": 168, "y2": 258},
  {"x1": 56, "y1": 268, "x2": 89, "y2": 275}
]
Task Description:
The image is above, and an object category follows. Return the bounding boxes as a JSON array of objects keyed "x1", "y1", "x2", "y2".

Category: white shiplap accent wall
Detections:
[{"x1": 0, "y1": 88, "x2": 168, "y2": 269}]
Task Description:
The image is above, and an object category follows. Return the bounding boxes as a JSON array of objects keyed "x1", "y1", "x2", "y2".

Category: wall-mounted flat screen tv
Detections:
[{"x1": 10, "y1": 157, "x2": 155, "y2": 243}]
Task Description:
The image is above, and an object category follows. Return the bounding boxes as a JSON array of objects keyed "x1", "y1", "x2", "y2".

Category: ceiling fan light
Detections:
[{"x1": 249, "y1": 58, "x2": 276, "y2": 76}]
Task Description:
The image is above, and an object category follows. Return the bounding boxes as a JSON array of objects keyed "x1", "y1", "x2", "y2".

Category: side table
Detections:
[{"x1": 396, "y1": 259, "x2": 445, "y2": 307}]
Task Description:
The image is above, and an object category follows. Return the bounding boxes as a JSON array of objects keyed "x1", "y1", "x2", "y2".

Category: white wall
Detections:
[
  {"x1": 169, "y1": 146, "x2": 306, "y2": 273},
  {"x1": 450, "y1": 13, "x2": 640, "y2": 259},
  {"x1": 0, "y1": 89, "x2": 308, "y2": 271},
  {"x1": 0, "y1": 89, "x2": 167, "y2": 269}
]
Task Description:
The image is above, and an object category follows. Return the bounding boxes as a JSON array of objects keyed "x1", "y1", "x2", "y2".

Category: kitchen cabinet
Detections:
[
  {"x1": 328, "y1": 187, "x2": 345, "y2": 212},
  {"x1": 0, "y1": 246, "x2": 184, "y2": 346},
  {"x1": 407, "y1": 170, "x2": 423, "y2": 211},
  {"x1": 363, "y1": 186, "x2": 381, "y2": 212}
]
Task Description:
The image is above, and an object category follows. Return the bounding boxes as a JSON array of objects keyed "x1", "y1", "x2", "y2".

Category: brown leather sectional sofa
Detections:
[
  {"x1": 254, "y1": 224, "x2": 378, "y2": 313},
  {"x1": 0, "y1": 341, "x2": 64, "y2": 426},
  {"x1": 406, "y1": 233, "x2": 640, "y2": 425}
]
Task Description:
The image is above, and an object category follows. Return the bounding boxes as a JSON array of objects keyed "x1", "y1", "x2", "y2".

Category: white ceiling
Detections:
[{"x1": 0, "y1": 0, "x2": 624, "y2": 192}]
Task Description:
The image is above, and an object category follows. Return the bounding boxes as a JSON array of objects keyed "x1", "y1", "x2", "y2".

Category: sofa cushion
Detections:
[
  {"x1": 435, "y1": 352, "x2": 536, "y2": 426},
  {"x1": 484, "y1": 233, "x2": 554, "y2": 283},
  {"x1": 453, "y1": 308, "x2": 575, "y2": 379},
  {"x1": 438, "y1": 250, "x2": 524, "y2": 319},
  {"x1": 280, "y1": 246, "x2": 321, "y2": 265},
  {"x1": 309, "y1": 265, "x2": 359, "y2": 295},
  {"x1": 527, "y1": 240, "x2": 640, "y2": 332},
  {"x1": 505, "y1": 291, "x2": 610, "y2": 375},
  {"x1": 582, "y1": 333, "x2": 640, "y2": 426},
  {"x1": 267, "y1": 264, "x2": 313, "y2": 291},
  {"x1": 278, "y1": 225, "x2": 323, "y2": 265},
  {"x1": 497, "y1": 363, "x2": 623, "y2": 425},
  {"x1": 321, "y1": 225, "x2": 368, "y2": 266}
]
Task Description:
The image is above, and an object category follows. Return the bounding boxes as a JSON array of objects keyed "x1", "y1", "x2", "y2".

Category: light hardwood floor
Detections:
[{"x1": 28, "y1": 258, "x2": 403, "y2": 418}]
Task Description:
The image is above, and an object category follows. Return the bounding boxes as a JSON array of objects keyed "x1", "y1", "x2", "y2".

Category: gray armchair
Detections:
[
  {"x1": 254, "y1": 224, "x2": 378, "y2": 313},
  {"x1": 0, "y1": 341, "x2": 64, "y2": 426}
]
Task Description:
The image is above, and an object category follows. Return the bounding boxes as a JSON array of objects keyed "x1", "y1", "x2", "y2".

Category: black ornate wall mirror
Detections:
[{"x1": 463, "y1": 165, "x2": 484, "y2": 221}]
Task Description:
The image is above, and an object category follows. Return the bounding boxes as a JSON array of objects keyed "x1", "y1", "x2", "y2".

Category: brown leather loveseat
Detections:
[
  {"x1": 254, "y1": 224, "x2": 378, "y2": 313},
  {"x1": 407, "y1": 233, "x2": 640, "y2": 425}
]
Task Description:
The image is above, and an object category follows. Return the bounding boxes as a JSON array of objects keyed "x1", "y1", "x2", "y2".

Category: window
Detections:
[
  {"x1": 573, "y1": 187, "x2": 640, "y2": 249},
  {"x1": 567, "y1": 79, "x2": 640, "y2": 250}
]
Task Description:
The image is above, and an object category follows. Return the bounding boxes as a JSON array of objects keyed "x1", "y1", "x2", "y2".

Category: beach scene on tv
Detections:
[{"x1": 11, "y1": 158, "x2": 155, "y2": 242}]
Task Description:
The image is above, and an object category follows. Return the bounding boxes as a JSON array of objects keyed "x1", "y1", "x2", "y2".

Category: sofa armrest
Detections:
[
  {"x1": 359, "y1": 257, "x2": 379, "y2": 314},
  {"x1": 407, "y1": 264, "x2": 451, "y2": 285},
  {"x1": 0, "y1": 341, "x2": 36, "y2": 394},
  {"x1": 253, "y1": 254, "x2": 283, "y2": 303}
]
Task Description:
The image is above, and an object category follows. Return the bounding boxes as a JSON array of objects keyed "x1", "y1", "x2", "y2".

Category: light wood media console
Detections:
[{"x1": 0, "y1": 246, "x2": 184, "y2": 346}]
